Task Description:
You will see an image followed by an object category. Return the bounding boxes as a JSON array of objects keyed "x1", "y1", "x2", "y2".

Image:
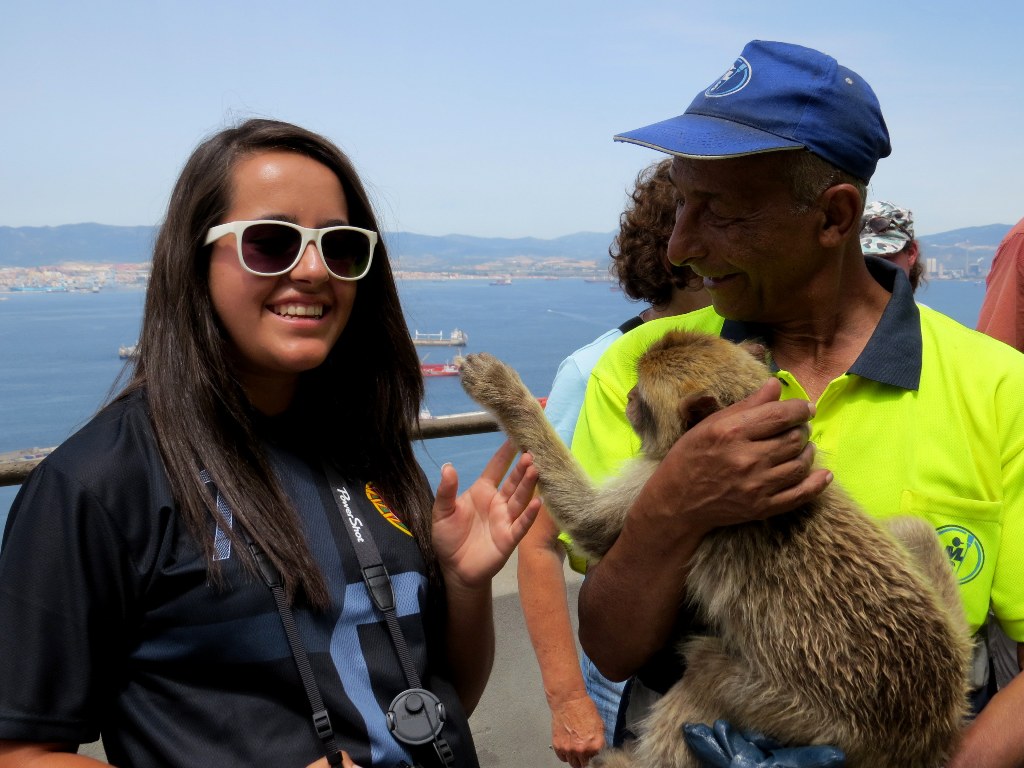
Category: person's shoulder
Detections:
[
  {"x1": 920, "y1": 305, "x2": 1024, "y2": 376},
  {"x1": 550, "y1": 327, "x2": 622, "y2": 394},
  {"x1": 565, "y1": 327, "x2": 623, "y2": 366},
  {"x1": 41, "y1": 389, "x2": 160, "y2": 487}
]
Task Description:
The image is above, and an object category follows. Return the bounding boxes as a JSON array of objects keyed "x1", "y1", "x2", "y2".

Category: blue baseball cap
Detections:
[{"x1": 614, "y1": 40, "x2": 891, "y2": 182}]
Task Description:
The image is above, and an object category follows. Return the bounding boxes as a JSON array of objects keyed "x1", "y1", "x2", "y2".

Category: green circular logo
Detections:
[{"x1": 937, "y1": 525, "x2": 985, "y2": 585}]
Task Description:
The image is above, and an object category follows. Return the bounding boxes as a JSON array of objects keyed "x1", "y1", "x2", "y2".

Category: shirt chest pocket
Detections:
[{"x1": 899, "y1": 489, "x2": 1002, "y2": 635}]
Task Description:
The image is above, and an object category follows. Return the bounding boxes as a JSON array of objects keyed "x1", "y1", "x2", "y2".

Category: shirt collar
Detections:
[{"x1": 720, "y1": 257, "x2": 921, "y2": 390}]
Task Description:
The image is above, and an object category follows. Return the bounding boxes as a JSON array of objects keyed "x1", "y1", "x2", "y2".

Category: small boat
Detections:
[
  {"x1": 420, "y1": 358, "x2": 462, "y2": 378},
  {"x1": 489, "y1": 276, "x2": 512, "y2": 286},
  {"x1": 118, "y1": 344, "x2": 138, "y2": 359}
]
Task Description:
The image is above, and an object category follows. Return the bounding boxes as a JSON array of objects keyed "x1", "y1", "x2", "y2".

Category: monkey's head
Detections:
[{"x1": 627, "y1": 330, "x2": 773, "y2": 458}]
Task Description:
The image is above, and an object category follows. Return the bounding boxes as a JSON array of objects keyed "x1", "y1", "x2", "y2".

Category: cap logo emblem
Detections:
[{"x1": 705, "y1": 56, "x2": 751, "y2": 98}]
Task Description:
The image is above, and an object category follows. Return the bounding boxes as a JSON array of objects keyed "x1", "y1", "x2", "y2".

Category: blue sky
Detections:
[{"x1": 2, "y1": 0, "x2": 1021, "y2": 239}]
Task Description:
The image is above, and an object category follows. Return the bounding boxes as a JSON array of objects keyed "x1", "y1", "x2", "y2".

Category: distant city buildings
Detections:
[
  {"x1": 0, "y1": 262, "x2": 149, "y2": 291},
  {"x1": 0, "y1": 248, "x2": 1000, "y2": 292}
]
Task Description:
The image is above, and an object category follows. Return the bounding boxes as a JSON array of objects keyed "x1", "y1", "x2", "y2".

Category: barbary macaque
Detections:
[{"x1": 460, "y1": 330, "x2": 970, "y2": 768}]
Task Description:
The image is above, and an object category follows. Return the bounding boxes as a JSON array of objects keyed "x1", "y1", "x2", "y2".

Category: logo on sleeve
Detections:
[
  {"x1": 937, "y1": 525, "x2": 985, "y2": 585},
  {"x1": 366, "y1": 483, "x2": 412, "y2": 536}
]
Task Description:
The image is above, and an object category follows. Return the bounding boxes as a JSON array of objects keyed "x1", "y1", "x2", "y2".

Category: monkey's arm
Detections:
[
  {"x1": 577, "y1": 379, "x2": 828, "y2": 681},
  {"x1": 460, "y1": 353, "x2": 618, "y2": 558}
]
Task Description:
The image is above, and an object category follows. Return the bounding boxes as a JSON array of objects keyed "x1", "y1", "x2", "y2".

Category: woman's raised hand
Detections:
[{"x1": 431, "y1": 440, "x2": 540, "y2": 589}]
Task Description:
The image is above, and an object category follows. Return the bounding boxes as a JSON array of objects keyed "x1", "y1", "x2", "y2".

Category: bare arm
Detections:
[
  {"x1": 442, "y1": 576, "x2": 496, "y2": 716},
  {"x1": 0, "y1": 743, "x2": 108, "y2": 767},
  {"x1": 518, "y1": 506, "x2": 604, "y2": 766},
  {"x1": 946, "y1": 648, "x2": 1024, "y2": 768},
  {"x1": 578, "y1": 379, "x2": 830, "y2": 680},
  {"x1": 432, "y1": 443, "x2": 541, "y2": 713}
]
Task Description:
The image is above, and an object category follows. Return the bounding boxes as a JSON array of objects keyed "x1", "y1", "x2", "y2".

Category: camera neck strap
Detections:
[
  {"x1": 322, "y1": 462, "x2": 421, "y2": 687},
  {"x1": 321, "y1": 463, "x2": 456, "y2": 768},
  {"x1": 201, "y1": 470, "x2": 345, "y2": 767}
]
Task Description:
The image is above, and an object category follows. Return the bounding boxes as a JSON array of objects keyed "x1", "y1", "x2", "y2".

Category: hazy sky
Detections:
[{"x1": 2, "y1": 0, "x2": 1021, "y2": 239}]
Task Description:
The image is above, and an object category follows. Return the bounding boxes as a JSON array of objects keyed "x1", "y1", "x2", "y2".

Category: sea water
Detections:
[{"x1": 0, "y1": 277, "x2": 989, "y2": 534}]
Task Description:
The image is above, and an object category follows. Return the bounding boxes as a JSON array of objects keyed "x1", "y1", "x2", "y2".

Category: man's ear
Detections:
[
  {"x1": 905, "y1": 240, "x2": 920, "y2": 267},
  {"x1": 678, "y1": 394, "x2": 720, "y2": 431},
  {"x1": 818, "y1": 184, "x2": 862, "y2": 249}
]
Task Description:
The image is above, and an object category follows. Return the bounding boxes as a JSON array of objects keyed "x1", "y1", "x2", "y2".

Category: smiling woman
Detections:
[
  {"x1": 206, "y1": 152, "x2": 361, "y2": 414},
  {"x1": 0, "y1": 119, "x2": 540, "y2": 768}
]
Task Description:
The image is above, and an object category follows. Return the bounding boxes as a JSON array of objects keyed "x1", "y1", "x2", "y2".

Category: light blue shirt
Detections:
[{"x1": 545, "y1": 327, "x2": 624, "y2": 445}]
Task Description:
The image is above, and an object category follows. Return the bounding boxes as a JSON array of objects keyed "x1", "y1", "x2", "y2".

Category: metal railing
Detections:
[{"x1": 0, "y1": 411, "x2": 500, "y2": 488}]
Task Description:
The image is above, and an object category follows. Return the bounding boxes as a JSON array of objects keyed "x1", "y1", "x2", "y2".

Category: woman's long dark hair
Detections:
[{"x1": 120, "y1": 119, "x2": 431, "y2": 608}]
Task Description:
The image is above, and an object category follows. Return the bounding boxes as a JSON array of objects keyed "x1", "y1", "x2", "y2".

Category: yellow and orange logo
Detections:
[{"x1": 365, "y1": 483, "x2": 412, "y2": 536}]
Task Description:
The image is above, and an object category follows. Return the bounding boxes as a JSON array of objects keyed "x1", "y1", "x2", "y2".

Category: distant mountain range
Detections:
[{"x1": 0, "y1": 222, "x2": 1013, "y2": 273}]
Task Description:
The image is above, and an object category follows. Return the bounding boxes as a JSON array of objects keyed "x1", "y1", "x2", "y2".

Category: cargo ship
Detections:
[{"x1": 412, "y1": 328, "x2": 468, "y2": 346}]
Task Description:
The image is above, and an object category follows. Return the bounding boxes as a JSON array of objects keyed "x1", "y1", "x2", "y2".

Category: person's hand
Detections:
[
  {"x1": 304, "y1": 750, "x2": 363, "y2": 767},
  {"x1": 642, "y1": 378, "x2": 831, "y2": 537},
  {"x1": 683, "y1": 720, "x2": 845, "y2": 768},
  {"x1": 549, "y1": 693, "x2": 605, "y2": 768},
  {"x1": 431, "y1": 440, "x2": 541, "y2": 589}
]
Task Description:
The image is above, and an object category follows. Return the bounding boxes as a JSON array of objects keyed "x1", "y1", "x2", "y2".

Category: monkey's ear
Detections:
[
  {"x1": 679, "y1": 394, "x2": 720, "y2": 431},
  {"x1": 739, "y1": 340, "x2": 770, "y2": 365},
  {"x1": 739, "y1": 340, "x2": 765, "y2": 357}
]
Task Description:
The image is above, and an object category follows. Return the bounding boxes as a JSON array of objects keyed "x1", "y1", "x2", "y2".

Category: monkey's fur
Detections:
[{"x1": 460, "y1": 330, "x2": 971, "y2": 768}]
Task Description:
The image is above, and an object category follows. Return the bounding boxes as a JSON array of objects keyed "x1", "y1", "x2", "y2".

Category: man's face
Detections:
[{"x1": 666, "y1": 154, "x2": 825, "y2": 323}]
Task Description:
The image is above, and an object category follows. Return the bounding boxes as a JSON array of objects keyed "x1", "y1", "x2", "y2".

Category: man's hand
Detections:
[
  {"x1": 640, "y1": 378, "x2": 829, "y2": 539},
  {"x1": 305, "y1": 750, "x2": 362, "y2": 768}
]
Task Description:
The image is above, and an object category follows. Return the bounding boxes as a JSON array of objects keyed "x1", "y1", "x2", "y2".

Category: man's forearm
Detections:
[
  {"x1": 577, "y1": 505, "x2": 702, "y2": 681},
  {"x1": 947, "y1": 670, "x2": 1024, "y2": 768}
]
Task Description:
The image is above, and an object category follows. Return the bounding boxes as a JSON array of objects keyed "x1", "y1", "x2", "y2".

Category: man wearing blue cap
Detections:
[{"x1": 571, "y1": 40, "x2": 1024, "y2": 767}]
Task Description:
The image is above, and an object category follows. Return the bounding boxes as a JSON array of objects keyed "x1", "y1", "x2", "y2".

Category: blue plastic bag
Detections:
[{"x1": 683, "y1": 720, "x2": 846, "y2": 768}]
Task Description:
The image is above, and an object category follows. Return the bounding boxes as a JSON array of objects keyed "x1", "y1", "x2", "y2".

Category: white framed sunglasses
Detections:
[{"x1": 204, "y1": 220, "x2": 377, "y2": 281}]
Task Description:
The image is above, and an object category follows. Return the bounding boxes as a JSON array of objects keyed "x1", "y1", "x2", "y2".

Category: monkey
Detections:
[{"x1": 459, "y1": 329, "x2": 971, "y2": 768}]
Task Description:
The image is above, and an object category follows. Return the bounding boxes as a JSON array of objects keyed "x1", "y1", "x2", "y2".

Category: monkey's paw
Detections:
[{"x1": 459, "y1": 352, "x2": 531, "y2": 411}]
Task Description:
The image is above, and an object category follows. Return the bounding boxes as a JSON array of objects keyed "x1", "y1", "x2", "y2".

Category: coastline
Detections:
[{"x1": 0, "y1": 269, "x2": 989, "y2": 293}]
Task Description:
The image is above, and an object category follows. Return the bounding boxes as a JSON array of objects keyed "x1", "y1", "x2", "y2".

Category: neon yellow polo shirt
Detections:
[{"x1": 572, "y1": 262, "x2": 1024, "y2": 642}]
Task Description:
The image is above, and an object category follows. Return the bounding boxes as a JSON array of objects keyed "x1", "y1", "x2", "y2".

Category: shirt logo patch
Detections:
[
  {"x1": 705, "y1": 56, "x2": 752, "y2": 98},
  {"x1": 366, "y1": 483, "x2": 411, "y2": 536},
  {"x1": 937, "y1": 525, "x2": 985, "y2": 584}
]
